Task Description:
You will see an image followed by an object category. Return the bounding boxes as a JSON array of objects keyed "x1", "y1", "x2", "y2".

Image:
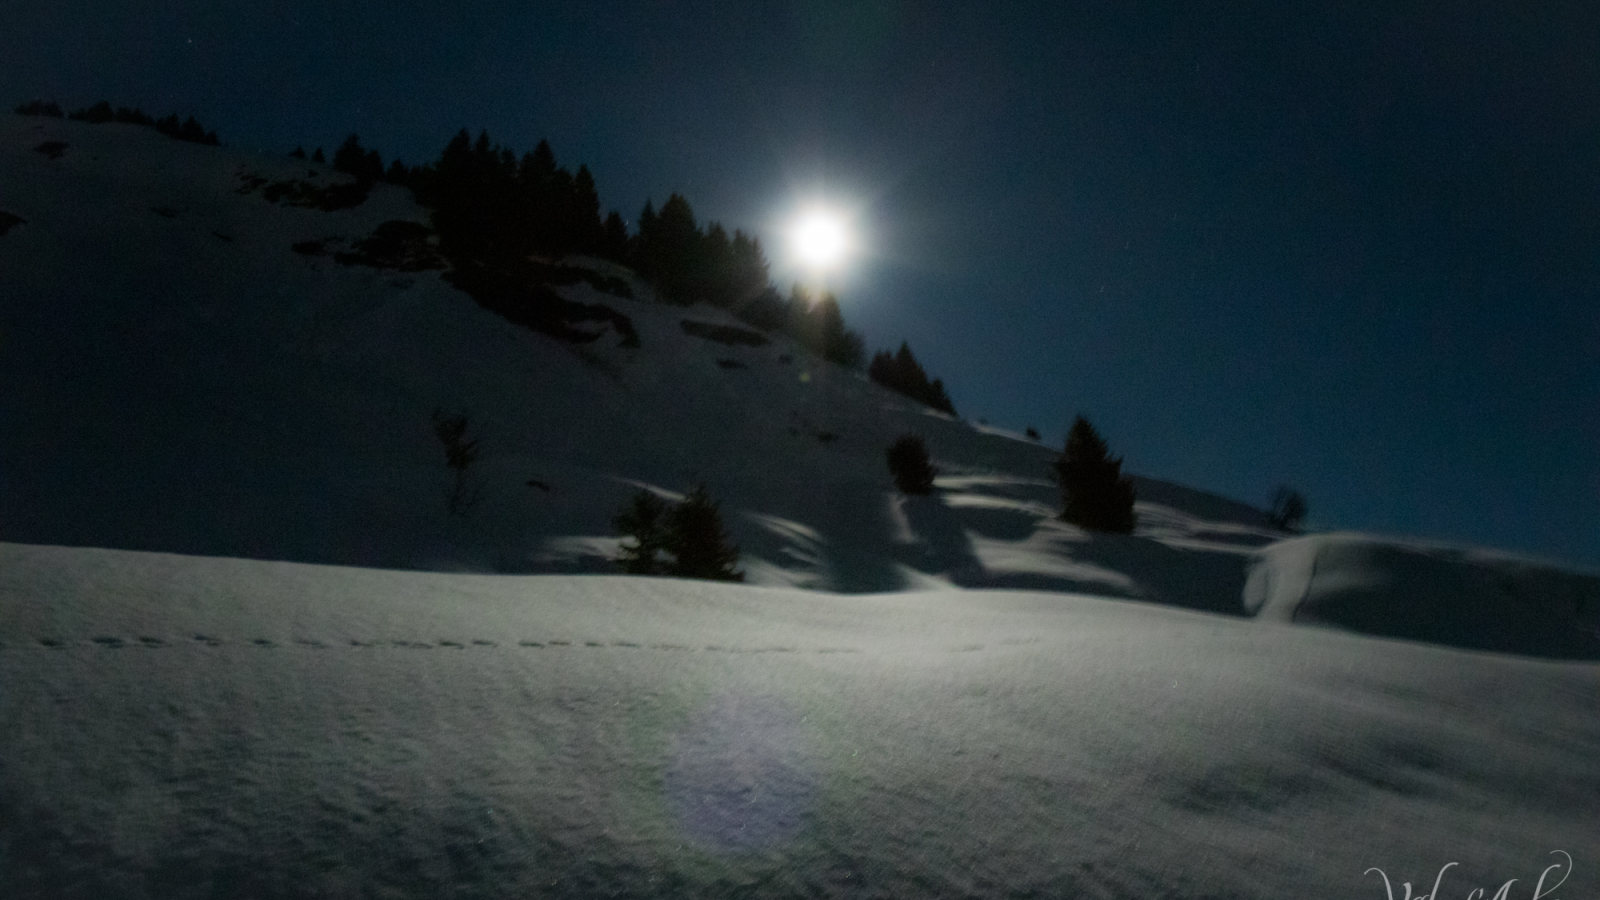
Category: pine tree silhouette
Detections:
[
  {"x1": 665, "y1": 485, "x2": 744, "y2": 581},
  {"x1": 1268, "y1": 486, "x2": 1307, "y2": 533},
  {"x1": 869, "y1": 342, "x2": 956, "y2": 414},
  {"x1": 615, "y1": 490, "x2": 670, "y2": 575},
  {"x1": 601, "y1": 211, "x2": 629, "y2": 260},
  {"x1": 1054, "y1": 416, "x2": 1137, "y2": 534},
  {"x1": 886, "y1": 435, "x2": 938, "y2": 495}
]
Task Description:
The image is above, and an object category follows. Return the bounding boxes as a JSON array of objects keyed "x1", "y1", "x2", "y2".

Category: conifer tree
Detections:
[
  {"x1": 601, "y1": 211, "x2": 629, "y2": 260},
  {"x1": 615, "y1": 490, "x2": 670, "y2": 575},
  {"x1": 1268, "y1": 486, "x2": 1308, "y2": 533},
  {"x1": 699, "y1": 223, "x2": 732, "y2": 305},
  {"x1": 633, "y1": 194, "x2": 702, "y2": 302},
  {"x1": 571, "y1": 165, "x2": 604, "y2": 254},
  {"x1": 664, "y1": 485, "x2": 743, "y2": 581},
  {"x1": 818, "y1": 292, "x2": 865, "y2": 367},
  {"x1": 522, "y1": 140, "x2": 557, "y2": 187},
  {"x1": 886, "y1": 435, "x2": 938, "y2": 495},
  {"x1": 869, "y1": 341, "x2": 955, "y2": 414},
  {"x1": 728, "y1": 230, "x2": 770, "y2": 307},
  {"x1": 735, "y1": 285, "x2": 788, "y2": 332},
  {"x1": 1054, "y1": 416, "x2": 1137, "y2": 534}
]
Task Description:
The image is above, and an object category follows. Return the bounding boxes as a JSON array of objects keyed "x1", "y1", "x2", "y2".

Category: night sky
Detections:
[{"x1": 5, "y1": 1, "x2": 1598, "y2": 566}]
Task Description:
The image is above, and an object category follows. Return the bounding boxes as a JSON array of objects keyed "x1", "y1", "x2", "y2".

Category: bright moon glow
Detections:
[{"x1": 791, "y1": 209, "x2": 851, "y2": 270}]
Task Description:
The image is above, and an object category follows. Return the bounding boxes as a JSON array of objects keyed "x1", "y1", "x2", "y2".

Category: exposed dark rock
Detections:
[
  {"x1": 333, "y1": 220, "x2": 445, "y2": 271},
  {"x1": 681, "y1": 320, "x2": 770, "y2": 347}
]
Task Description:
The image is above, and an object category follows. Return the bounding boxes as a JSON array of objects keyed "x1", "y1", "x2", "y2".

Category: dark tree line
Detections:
[
  {"x1": 869, "y1": 342, "x2": 955, "y2": 415},
  {"x1": 370, "y1": 129, "x2": 623, "y2": 262},
  {"x1": 13, "y1": 98, "x2": 880, "y2": 366},
  {"x1": 631, "y1": 194, "x2": 768, "y2": 308},
  {"x1": 332, "y1": 134, "x2": 387, "y2": 185},
  {"x1": 16, "y1": 99, "x2": 220, "y2": 145},
  {"x1": 26, "y1": 99, "x2": 880, "y2": 368},
  {"x1": 289, "y1": 127, "x2": 872, "y2": 367},
  {"x1": 629, "y1": 192, "x2": 865, "y2": 366}
]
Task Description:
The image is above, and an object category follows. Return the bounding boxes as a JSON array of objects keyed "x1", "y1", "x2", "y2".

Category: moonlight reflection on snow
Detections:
[{"x1": 665, "y1": 694, "x2": 816, "y2": 852}]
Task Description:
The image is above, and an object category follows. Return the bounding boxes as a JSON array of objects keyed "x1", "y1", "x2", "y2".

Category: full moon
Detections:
[{"x1": 790, "y1": 209, "x2": 851, "y2": 270}]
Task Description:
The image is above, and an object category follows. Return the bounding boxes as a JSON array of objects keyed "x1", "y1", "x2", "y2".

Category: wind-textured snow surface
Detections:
[{"x1": 2, "y1": 542, "x2": 1597, "y2": 899}]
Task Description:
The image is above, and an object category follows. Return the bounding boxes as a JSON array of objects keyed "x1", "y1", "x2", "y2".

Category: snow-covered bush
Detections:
[{"x1": 886, "y1": 434, "x2": 938, "y2": 495}]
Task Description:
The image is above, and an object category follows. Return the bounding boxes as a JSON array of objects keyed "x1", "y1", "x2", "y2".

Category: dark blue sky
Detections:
[{"x1": 6, "y1": 1, "x2": 1598, "y2": 566}]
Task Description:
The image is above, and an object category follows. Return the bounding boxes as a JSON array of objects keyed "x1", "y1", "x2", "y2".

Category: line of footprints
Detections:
[{"x1": 21, "y1": 634, "x2": 877, "y2": 654}]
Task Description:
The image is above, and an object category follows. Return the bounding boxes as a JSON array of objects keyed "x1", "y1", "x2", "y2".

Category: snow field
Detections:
[{"x1": 2, "y1": 542, "x2": 1596, "y2": 898}]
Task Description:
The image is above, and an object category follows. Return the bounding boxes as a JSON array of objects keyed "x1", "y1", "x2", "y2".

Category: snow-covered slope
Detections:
[
  {"x1": 0, "y1": 114, "x2": 1282, "y2": 603},
  {"x1": 1246, "y1": 533, "x2": 1600, "y2": 658},
  {"x1": 2, "y1": 541, "x2": 1596, "y2": 899}
]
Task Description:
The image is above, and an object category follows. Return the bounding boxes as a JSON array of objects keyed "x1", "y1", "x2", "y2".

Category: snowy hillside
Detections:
[
  {"x1": 3, "y1": 112, "x2": 1599, "y2": 898},
  {"x1": 0, "y1": 113, "x2": 1283, "y2": 601}
]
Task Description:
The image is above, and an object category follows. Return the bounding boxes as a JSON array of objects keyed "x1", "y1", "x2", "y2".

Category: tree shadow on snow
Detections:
[
  {"x1": 1072, "y1": 533, "x2": 1253, "y2": 616},
  {"x1": 894, "y1": 494, "x2": 986, "y2": 585}
]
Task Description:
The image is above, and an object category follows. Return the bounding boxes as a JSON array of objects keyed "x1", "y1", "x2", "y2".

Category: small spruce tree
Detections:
[
  {"x1": 665, "y1": 485, "x2": 744, "y2": 581},
  {"x1": 1267, "y1": 486, "x2": 1308, "y2": 533},
  {"x1": 615, "y1": 485, "x2": 742, "y2": 580},
  {"x1": 614, "y1": 489, "x2": 670, "y2": 574},
  {"x1": 1054, "y1": 415, "x2": 1136, "y2": 534},
  {"x1": 886, "y1": 435, "x2": 938, "y2": 495}
]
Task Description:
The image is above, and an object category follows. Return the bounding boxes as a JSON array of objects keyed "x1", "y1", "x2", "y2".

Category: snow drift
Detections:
[{"x1": 1246, "y1": 533, "x2": 1600, "y2": 658}]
